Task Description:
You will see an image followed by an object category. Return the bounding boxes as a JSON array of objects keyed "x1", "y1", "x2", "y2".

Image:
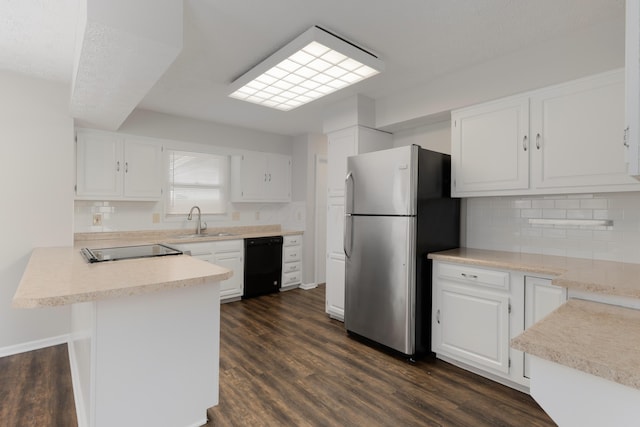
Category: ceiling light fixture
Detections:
[{"x1": 228, "y1": 26, "x2": 384, "y2": 111}]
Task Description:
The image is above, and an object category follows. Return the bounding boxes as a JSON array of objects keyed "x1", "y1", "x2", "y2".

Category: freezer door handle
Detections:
[
  {"x1": 344, "y1": 214, "x2": 353, "y2": 258},
  {"x1": 345, "y1": 172, "x2": 354, "y2": 214}
]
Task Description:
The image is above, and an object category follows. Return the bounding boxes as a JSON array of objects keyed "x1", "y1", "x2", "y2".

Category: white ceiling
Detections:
[{"x1": 0, "y1": 0, "x2": 625, "y2": 136}]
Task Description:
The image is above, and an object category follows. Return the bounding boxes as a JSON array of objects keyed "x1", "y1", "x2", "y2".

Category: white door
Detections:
[
  {"x1": 266, "y1": 154, "x2": 291, "y2": 201},
  {"x1": 434, "y1": 281, "x2": 510, "y2": 374},
  {"x1": 215, "y1": 251, "x2": 244, "y2": 300},
  {"x1": 76, "y1": 130, "x2": 123, "y2": 198},
  {"x1": 315, "y1": 155, "x2": 328, "y2": 285},
  {"x1": 451, "y1": 96, "x2": 529, "y2": 195},
  {"x1": 239, "y1": 153, "x2": 266, "y2": 200},
  {"x1": 326, "y1": 196, "x2": 345, "y2": 320},
  {"x1": 327, "y1": 128, "x2": 356, "y2": 197},
  {"x1": 123, "y1": 138, "x2": 162, "y2": 199},
  {"x1": 523, "y1": 276, "x2": 566, "y2": 378},
  {"x1": 530, "y1": 71, "x2": 634, "y2": 189}
]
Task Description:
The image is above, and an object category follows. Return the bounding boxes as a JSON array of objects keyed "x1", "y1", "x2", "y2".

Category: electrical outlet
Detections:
[
  {"x1": 92, "y1": 213, "x2": 103, "y2": 226},
  {"x1": 255, "y1": 211, "x2": 260, "y2": 220},
  {"x1": 232, "y1": 211, "x2": 240, "y2": 221},
  {"x1": 152, "y1": 213, "x2": 161, "y2": 224}
]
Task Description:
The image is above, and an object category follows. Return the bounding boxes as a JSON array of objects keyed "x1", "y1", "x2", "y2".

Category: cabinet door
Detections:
[
  {"x1": 123, "y1": 138, "x2": 162, "y2": 199},
  {"x1": 76, "y1": 130, "x2": 123, "y2": 198},
  {"x1": 530, "y1": 71, "x2": 636, "y2": 189},
  {"x1": 266, "y1": 154, "x2": 291, "y2": 201},
  {"x1": 325, "y1": 196, "x2": 345, "y2": 320},
  {"x1": 451, "y1": 96, "x2": 530, "y2": 195},
  {"x1": 626, "y1": 0, "x2": 640, "y2": 177},
  {"x1": 523, "y1": 276, "x2": 566, "y2": 378},
  {"x1": 237, "y1": 153, "x2": 266, "y2": 200},
  {"x1": 433, "y1": 280, "x2": 510, "y2": 374},
  {"x1": 214, "y1": 251, "x2": 244, "y2": 300},
  {"x1": 327, "y1": 128, "x2": 357, "y2": 197}
]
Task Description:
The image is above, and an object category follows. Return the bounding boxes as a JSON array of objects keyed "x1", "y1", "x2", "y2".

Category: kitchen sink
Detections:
[{"x1": 175, "y1": 232, "x2": 237, "y2": 239}]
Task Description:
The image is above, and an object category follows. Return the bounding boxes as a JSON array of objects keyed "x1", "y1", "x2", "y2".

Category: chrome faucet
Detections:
[{"x1": 187, "y1": 206, "x2": 207, "y2": 234}]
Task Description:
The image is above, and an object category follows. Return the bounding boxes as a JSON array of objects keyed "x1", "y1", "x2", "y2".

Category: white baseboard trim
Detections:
[
  {"x1": 299, "y1": 282, "x2": 318, "y2": 290},
  {"x1": 67, "y1": 341, "x2": 88, "y2": 427},
  {"x1": 0, "y1": 333, "x2": 71, "y2": 358}
]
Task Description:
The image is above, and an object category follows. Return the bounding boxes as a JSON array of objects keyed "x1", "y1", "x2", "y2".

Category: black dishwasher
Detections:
[{"x1": 243, "y1": 236, "x2": 283, "y2": 299}]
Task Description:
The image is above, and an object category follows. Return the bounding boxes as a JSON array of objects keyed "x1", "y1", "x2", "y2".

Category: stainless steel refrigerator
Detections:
[{"x1": 344, "y1": 145, "x2": 460, "y2": 358}]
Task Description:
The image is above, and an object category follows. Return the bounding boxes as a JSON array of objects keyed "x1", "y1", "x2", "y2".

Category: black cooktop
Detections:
[{"x1": 81, "y1": 244, "x2": 183, "y2": 263}]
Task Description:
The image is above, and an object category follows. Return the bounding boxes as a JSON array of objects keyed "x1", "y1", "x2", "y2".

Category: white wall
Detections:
[
  {"x1": 377, "y1": 19, "x2": 623, "y2": 131},
  {"x1": 393, "y1": 120, "x2": 451, "y2": 154},
  {"x1": 118, "y1": 109, "x2": 293, "y2": 154},
  {"x1": 465, "y1": 192, "x2": 640, "y2": 264},
  {"x1": 0, "y1": 71, "x2": 74, "y2": 352},
  {"x1": 292, "y1": 133, "x2": 328, "y2": 286}
]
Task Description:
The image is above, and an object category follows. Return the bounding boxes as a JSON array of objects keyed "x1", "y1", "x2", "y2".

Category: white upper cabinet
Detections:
[
  {"x1": 531, "y1": 72, "x2": 631, "y2": 189},
  {"x1": 230, "y1": 153, "x2": 291, "y2": 202},
  {"x1": 75, "y1": 129, "x2": 162, "y2": 201},
  {"x1": 452, "y1": 69, "x2": 640, "y2": 197},
  {"x1": 452, "y1": 96, "x2": 530, "y2": 194},
  {"x1": 625, "y1": 0, "x2": 640, "y2": 178}
]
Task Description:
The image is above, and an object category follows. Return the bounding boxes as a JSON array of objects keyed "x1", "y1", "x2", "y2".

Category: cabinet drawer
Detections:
[
  {"x1": 283, "y1": 246, "x2": 301, "y2": 262},
  {"x1": 283, "y1": 261, "x2": 301, "y2": 273},
  {"x1": 438, "y1": 263, "x2": 509, "y2": 291},
  {"x1": 283, "y1": 271, "x2": 301, "y2": 286},
  {"x1": 211, "y1": 239, "x2": 243, "y2": 253},
  {"x1": 284, "y1": 235, "x2": 301, "y2": 246}
]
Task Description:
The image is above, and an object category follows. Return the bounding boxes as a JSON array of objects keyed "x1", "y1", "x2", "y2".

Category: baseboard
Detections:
[
  {"x1": 280, "y1": 283, "x2": 301, "y2": 292},
  {"x1": 0, "y1": 333, "x2": 71, "y2": 358},
  {"x1": 299, "y1": 282, "x2": 318, "y2": 290},
  {"x1": 67, "y1": 341, "x2": 88, "y2": 427},
  {"x1": 436, "y1": 354, "x2": 530, "y2": 394}
]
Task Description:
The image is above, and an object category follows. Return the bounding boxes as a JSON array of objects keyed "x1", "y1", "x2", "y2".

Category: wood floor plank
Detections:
[
  {"x1": 207, "y1": 285, "x2": 556, "y2": 426},
  {"x1": 0, "y1": 344, "x2": 76, "y2": 427}
]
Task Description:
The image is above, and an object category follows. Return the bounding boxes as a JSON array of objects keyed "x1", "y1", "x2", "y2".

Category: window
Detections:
[{"x1": 166, "y1": 150, "x2": 229, "y2": 215}]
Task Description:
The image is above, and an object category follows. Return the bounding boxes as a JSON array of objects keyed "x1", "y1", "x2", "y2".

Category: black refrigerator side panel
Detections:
[{"x1": 414, "y1": 148, "x2": 460, "y2": 356}]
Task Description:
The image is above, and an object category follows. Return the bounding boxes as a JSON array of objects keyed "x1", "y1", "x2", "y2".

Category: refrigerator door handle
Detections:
[
  {"x1": 344, "y1": 214, "x2": 353, "y2": 258},
  {"x1": 345, "y1": 172, "x2": 354, "y2": 214}
]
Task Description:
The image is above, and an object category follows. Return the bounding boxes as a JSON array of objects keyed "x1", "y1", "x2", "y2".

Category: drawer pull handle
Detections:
[
  {"x1": 461, "y1": 273, "x2": 478, "y2": 279},
  {"x1": 437, "y1": 309, "x2": 440, "y2": 324}
]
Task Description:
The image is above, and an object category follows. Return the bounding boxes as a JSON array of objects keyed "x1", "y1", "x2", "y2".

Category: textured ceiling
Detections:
[{"x1": 0, "y1": 0, "x2": 626, "y2": 136}]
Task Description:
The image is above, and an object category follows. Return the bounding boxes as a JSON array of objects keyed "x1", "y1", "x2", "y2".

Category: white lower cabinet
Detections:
[
  {"x1": 173, "y1": 240, "x2": 244, "y2": 301},
  {"x1": 432, "y1": 261, "x2": 566, "y2": 391},
  {"x1": 433, "y1": 263, "x2": 511, "y2": 376},
  {"x1": 523, "y1": 276, "x2": 567, "y2": 378},
  {"x1": 282, "y1": 235, "x2": 302, "y2": 290}
]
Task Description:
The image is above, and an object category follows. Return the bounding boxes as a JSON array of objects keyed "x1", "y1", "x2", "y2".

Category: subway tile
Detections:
[
  {"x1": 521, "y1": 208, "x2": 543, "y2": 218},
  {"x1": 532, "y1": 199, "x2": 555, "y2": 209},
  {"x1": 512, "y1": 199, "x2": 532, "y2": 209},
  {"x1": 580, "y1": 198, "x2": 608, "y2": 209},
  {"x1": 566, "y1": 209, "x2": 593, "y2": 219},
  {"x1": 542, "y1": 228, "x2": 566, "y2": 239},
  {"x1": 554, "y1": 199, "x2": 581, "y2": 209},
  {"x1": 566, "y1": 229, "x2": 593, "y2": 240},
  {"x1": 542, "y1": 209, "x2": 567, "y2": 219}
]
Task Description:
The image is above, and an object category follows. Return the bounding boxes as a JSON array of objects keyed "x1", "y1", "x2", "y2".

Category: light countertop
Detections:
[
  {"x1": 428, "y1": 247, "x2": 640, "y2": 299},
  {"x1": 74, "y1": 224, "x2": 303, "y2": 247},
  {"x1": 511, "y1": 299, "x2": 640, "y2": 390},
  {"x1": 429, "y1": 247, "x2": 640, "y2": 390},
  {"x1": 13, "y1": 247, "x2": 231, "y2": 309}
]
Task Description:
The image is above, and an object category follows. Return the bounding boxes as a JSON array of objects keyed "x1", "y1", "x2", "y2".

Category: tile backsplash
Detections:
[
  {"x1": 465, "y1": 192, "x2": 640, "y2": 264},
  {"x1": 74, "y1": 200, "x2": 306, "y2": 233}
]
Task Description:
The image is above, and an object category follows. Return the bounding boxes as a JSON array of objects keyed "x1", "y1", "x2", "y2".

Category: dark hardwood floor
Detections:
[
  {"x1": 208, "y1": 285, "x2": 555, "y2": 426},
  {"x1": 0, "y1": 285, "x2": 555, "y2": 427},
  {"x1": 0, "y1": 344, "x2": 76, "y2": 427}
]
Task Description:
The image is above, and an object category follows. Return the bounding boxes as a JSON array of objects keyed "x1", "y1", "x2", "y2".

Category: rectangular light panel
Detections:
[{"x1": 229, "y1": 26, "x2": 383, "y2": 111}]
